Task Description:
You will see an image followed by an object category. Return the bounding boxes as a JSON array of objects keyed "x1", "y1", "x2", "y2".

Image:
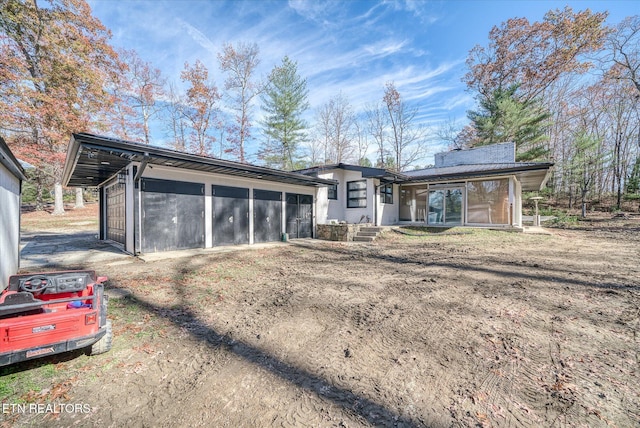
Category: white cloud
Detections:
[{"x1": 176, "y1": 18, "x2": 218, "y2": 56}]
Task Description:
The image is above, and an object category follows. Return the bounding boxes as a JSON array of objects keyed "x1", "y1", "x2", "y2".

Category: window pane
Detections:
[
  {"x1": 467, "y1": 179, "x2": 509, "y2": 224},
  {"x1": 428, "y1": 190, "x2": 444, "y2": 224},
  {"x1": 348, "y1": 181, "x2": 366, "y2": 190},
  {"x1": 328, "y1": 184, "x2": 337, "y2": 200},
  {"x1": 347, "y1": 180, "x2": 367, "y2": 208}
]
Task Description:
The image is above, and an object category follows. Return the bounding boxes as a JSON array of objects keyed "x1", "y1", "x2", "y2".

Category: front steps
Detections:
[{"x1": 353, "y1": 226, "x2": 385, "y2": 242}]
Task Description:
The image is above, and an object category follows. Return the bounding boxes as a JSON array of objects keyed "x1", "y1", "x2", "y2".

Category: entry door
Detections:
[
  {"x1": 286, "y1": 193, "x2": 313, "y2": 239},
  {"x1": 141, "y1": 178, "x2": 204, "y2": 252},
  {"x1": 428, "y1": 188, "x2": 463, "y2": 225},
  {"x1": 106, "y1": 183, "x2": 126, "y2": 245},
  {"x1": 212, "y1": 185, "x2": 249, "y2": 246},
  {"x1": 254, "y1": 189, "x2": 282, "y2": 243}
]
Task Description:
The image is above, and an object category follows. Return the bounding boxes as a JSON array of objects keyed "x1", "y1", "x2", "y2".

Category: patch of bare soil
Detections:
[{"x1": 4, "y1": 221, "x2": 639, "y2": 427}]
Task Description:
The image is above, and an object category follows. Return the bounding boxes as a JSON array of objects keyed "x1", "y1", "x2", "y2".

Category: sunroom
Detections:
[{"x1": 399, "y1": 161, "x2": 552, "y2": 228}]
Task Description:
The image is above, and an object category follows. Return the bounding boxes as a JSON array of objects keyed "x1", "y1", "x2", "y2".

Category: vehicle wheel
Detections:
[{"x1": 88, "y1": 320, "x2": 112, "y2": 356}]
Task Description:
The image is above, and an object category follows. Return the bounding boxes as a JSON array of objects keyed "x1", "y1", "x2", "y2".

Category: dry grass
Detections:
[{"x1": 20, "y1": 203, "x2": 99, "y2": 232}]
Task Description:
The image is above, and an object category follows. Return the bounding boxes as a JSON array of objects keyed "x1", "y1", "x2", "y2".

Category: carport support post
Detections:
[{"x1": 98, "y1": 186, "x2": 105, "y2": 240}]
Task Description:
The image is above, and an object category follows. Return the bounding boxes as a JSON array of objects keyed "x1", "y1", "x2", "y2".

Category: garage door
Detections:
[
  {"x1": 286, "y1": 193, "x2": 313, "y2": 239},
  {"x1": 213, "y1": 185, "x2": 249, "y2": 246},
  {"x1": 141, "y1": 178, "x2": 204, "y2": 252},
  {"x1": 106, "y1": 183, "x2": 125, "y2": 245},
  {"x1": 254, "y1": 189, "x2": 282, "y2": 243}
]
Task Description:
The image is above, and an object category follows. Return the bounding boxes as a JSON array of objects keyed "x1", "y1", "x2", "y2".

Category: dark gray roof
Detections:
[
  {"x1": 0, "y1": 136, "x2": 27, "y2": 181},
  {"x1": 404, "y1": 162, "x2": 553, "y2": 191},
  {"x1": 63, "y1": 133, "x2": 336, "y2": 188},
  {"x1": 296, "y1": 163, "x2": 409, "y2": 182}
]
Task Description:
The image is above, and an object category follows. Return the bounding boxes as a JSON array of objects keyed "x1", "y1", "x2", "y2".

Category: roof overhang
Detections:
[
  {"x1": 63, "y1": 133, "x2": 337, "y2": 188},
  {"x1": 0, "y1": 136, "x2": 27, "y2": 181},
  {"x1": 296, "y1": 163, "x2": 409, "y2": 183},
  {"x1": 403, "y1": 163, "x2": 554, "y2": 191}
]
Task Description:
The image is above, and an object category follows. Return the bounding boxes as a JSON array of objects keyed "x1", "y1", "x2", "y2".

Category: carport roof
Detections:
[{"x1": 63, "y1": 133, "x2": 337, "y2": 188}]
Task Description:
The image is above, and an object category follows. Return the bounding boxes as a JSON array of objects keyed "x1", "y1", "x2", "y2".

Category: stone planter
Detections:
[{"x1": 317, "y1": 223, "x2": 362, "y2": 241}]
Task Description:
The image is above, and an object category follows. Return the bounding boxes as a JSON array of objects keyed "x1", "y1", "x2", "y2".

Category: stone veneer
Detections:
[{"x1": 316, "y1": 223, "x2": 364, "y2": 241}]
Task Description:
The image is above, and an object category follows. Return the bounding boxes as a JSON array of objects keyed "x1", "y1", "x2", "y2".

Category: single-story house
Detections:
[
  {"x1": 62, "y1": 135, "x2": 552, "y2": 254},
  {"x1": 62, "y1": 133, "x2": 336, "y2": 254},
  {"x1": 0, "y1": 137, "x2": 27, "y2": 289},
  {"x1": 298, "y1": 142, "x2": 553, "y2": 228}
]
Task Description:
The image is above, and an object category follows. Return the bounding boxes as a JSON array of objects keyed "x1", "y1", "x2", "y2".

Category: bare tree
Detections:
[
  {"x1": 609, "y1": 15, "x2": 640, "y2": 95},
  {"x1": 436, "y1": 117, "x2": 466, "y2": 150},
  {"x1": 218, "y1": 42, "x2": 262, "y2": 162},
  {"x1": 164, "y1": 81, "x2": 188, "y2": 152},
  {"x1": 365, "y1": 101, "x2": 389, "y2": 168},
  {"x1": 314, "y1": 92, "x2": 356, "y2": 163},
  {"x1": 382, "y1": 82, "x2": 428, "y2": 171},
  {"x1": 353, "y1": 120, "x2": 371, "y2": 166},
  {"x1": 120, "y1": 49, "x2": 166, "y2": 145}
]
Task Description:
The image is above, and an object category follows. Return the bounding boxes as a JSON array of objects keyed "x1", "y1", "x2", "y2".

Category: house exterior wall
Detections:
[
  {"x1": 132, "y1": 164, "x2": 316, "y2": 251},
  {"x1": 435, "y1": 142, "x2": 515, "y2": 167},
  {"x1": 378, "y1": 183, "x2": 400, "y2": 226},
  {"x1": 0, "y1": 162, "x2": 21, "y2": 290},
  {"x1": 317, "y1": 169, "x2": 346, "y2": 222},
  {"x1": 317, "y1": 169, "x2": 376, "y2": 224},
  {"x1": 315, "y1": 170, "x2": 400, "y2": 226}
]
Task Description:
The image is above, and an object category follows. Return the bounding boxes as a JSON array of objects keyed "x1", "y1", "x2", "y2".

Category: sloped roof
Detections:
[
  {"x1": 404, "y1": 162, "x2": 553, "y2": 191},
  {"x1": 63, "y1": 133, "x2": 336, "y2": 188},
  {"x1": 296, "y1": 163, "x2": 409, "y2": 182},
  {"x1": 0, "y1": 136, "x2": 27, "y2": 181}
]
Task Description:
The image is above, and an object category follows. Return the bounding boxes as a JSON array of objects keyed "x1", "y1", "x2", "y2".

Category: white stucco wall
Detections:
[
  {"x1": 316, "y1": 169, "x2": 401, "y2": 226},
  {"x1": 0, "y1": 163, "x2": 21, "y2": 290},
  {"x1": 378, "y1": 183, "x2": 400, "y2": 226}
]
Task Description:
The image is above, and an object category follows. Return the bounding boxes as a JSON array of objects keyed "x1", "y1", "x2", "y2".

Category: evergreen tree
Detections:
[
  {"x1": 467, "y1": 85, "x2": 551, "y2": 161},
  {"x1": 259, "y1": 56, "x2": 309, "y2": 170}
]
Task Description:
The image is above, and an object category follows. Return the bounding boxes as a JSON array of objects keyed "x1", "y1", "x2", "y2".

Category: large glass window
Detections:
[
  {"x1": 380, "y1": 184, "x2": 393, "y2": 204},
  {"x1": 347, "y1": 180, "x2": 367, "y2": 208},
  {"x1": 467, "y1": 179, "x2": 509, "y2": 224},
  {"x1": 428, "y1": 188, "x2": 463, "y2": 225}
]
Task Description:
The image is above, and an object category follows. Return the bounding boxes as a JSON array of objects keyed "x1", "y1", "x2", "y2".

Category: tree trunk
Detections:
[
  {"x1": 75, "y1": 187, "x2": 85, "y2": 208},
  {"x1": 35, "y1": 177, "x2": 45, "y2": 211},
  {"x1": 52, "y1": 182, "x2": 65, "y2": 216}
]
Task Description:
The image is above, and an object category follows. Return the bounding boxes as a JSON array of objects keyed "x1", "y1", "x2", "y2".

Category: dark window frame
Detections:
[
  {"x1": 328, "y1": 184, "x2": 338, "y2": 200},
  {"x1": 381, "y1": 183, "x2": 393, "y2": 204},
  {"x1": 347, "y1": 180, "x2": 367, "y2": 208}
]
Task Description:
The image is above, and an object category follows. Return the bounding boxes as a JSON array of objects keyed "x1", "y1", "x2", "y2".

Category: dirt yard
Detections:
[{"x1": 2, "y1": 208, "x2": 639, "y2": 427}]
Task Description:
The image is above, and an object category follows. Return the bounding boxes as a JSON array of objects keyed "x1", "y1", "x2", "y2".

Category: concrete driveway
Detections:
[{"x1": 20, "y1": 230, "x2": 132, "y2": 270}]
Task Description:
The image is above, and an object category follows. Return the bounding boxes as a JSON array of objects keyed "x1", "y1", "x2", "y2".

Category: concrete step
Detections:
[
  {"x1": 357, "y1": 231, "x2": 379, "y2": 237},
  {"x1": 353, "y1": 235, "x2": 375, "y2": 242},
  {"x1": 359, "y1": 227, "x2": 383, "y2": 233}
]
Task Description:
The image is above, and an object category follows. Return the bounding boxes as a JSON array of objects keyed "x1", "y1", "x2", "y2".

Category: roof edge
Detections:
[{"x1": 0, "y1": 136, "x2": 27, "y2": 181}]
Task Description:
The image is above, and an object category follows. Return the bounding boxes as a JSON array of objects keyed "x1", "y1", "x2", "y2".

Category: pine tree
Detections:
[
  {"x1": 259, "y1": 56, "x2": 309, "y2": 170},
  {"x1": 467, "y1": 85, "x2": 551, "y2": 161}
]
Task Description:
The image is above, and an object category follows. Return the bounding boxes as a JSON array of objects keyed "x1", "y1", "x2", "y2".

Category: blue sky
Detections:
[{"x1": 88, "y1": 0, "x2": 637, "y2": 165}]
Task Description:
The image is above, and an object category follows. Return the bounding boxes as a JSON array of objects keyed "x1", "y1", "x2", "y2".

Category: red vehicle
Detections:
[{"x1": 0, "y1": 271, "x2": 111, "y2": 366}]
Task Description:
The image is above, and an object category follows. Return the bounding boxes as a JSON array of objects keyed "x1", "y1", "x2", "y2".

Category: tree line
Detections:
[
  {"x1": 460, "y1": 7, "x2": 640, "y2": 214},
  {"x1": 1, "y1": 1, "x2": 639, "y2": 215}
]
